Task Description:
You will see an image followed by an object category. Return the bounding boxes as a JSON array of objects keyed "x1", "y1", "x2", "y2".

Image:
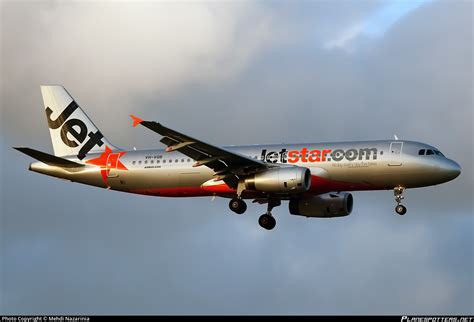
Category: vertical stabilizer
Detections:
[{"x1": 40, "y1": 85, "x2": 117, "y2": 159}]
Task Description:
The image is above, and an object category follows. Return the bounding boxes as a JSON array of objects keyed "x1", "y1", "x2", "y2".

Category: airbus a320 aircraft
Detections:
[{"x1": 15, "y1": 86, "x2": 461, "y2": 230}]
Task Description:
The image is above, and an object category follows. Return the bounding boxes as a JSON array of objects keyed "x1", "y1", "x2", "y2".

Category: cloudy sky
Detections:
[{"x1": 1, "y1": 0, "x2": 472, "y2": 315}]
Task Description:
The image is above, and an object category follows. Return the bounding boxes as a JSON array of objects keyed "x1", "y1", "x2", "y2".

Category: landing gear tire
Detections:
[
  {"x1": 229, "y1": 198, "x2": 247, "y2": 214},
  {"x1": 393, "y1": 186, "x2": 407, "y2": 216},
  {"x1": 258, "y1": 214, "x2": 276, "y2": 230},
  {"x1": 395, "y1": 204, "x2": 407, "y2": 215}
]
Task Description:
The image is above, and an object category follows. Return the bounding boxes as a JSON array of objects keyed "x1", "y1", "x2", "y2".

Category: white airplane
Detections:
[{"x1": 15, "y1": 86, "x2": 461, "y2": 230}]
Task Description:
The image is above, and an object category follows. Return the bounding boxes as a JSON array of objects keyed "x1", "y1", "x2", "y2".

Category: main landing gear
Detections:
[
  {"x1": 229, "y1": 181, "x2": 248, "y2": 215},
  {"x1": 258, "y1": 197, "x2": 281, "y2": 230},
  {"x1": 394, "y1": 186, "x2": 407, "y2": 215},
  {"x1": 228, "y1": 195, "x2": 281, "y2": 230},
  {"x1": 229, "y1": 198, "x2": 247, "y2": 214}
]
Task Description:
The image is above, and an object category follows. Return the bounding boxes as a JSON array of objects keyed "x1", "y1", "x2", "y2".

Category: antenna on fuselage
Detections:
[{"x1": 393, "y1": 135, "x2": 399, "y2": 140}]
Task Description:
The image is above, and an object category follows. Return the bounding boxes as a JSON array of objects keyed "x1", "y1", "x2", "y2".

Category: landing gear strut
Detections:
[
  {"x1": 229, "y1": 198, "x2": 247, "y2": 214},
  {"x1": 394, "y1": 186, "x2": 407, "y2": 215},
  {"x1": 258, "y1": 197, "x2": 281, "y2": 230}
]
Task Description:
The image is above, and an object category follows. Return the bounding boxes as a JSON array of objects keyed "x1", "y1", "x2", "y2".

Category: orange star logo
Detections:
[{"x1": 86, "y1": 146, "x2": 127, "y2": 186}]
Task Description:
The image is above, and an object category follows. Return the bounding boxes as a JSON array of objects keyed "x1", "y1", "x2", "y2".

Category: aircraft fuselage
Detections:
[{"x1": 30, "y1": 140, "x2": 461, "y2": 198}]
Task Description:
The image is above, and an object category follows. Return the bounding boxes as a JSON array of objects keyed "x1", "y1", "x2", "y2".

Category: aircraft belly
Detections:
[
  {"x1": 335, "y1": 161, "x2": 440, "y2": 188},
  {"x1": 32, "y1": 163, "x2": 108, "y2": 188},
  {"x1": 315, "y1": 160, "x2": 439, "y2": 189},
  {"x1": 115, "y1": 166, "x2": 214, "y2": 196},
  {"x1": 319, "y1": 163, "x2": 377, "y2": 185}
]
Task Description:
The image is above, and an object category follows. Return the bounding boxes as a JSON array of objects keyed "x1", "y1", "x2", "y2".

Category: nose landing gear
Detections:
[
  {"x1": 395, "y1": 204, "x2": 407, "y2": 215},
  {"x1": 394, "y1": 186, "x2": 407, "y2": 215}
]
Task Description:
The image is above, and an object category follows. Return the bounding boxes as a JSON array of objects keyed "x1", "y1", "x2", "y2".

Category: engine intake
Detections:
[
  {"x1": 289, "y1": 193, "x2": 353, "y2": 218},
  {"x1": 245, "y1": 167, "x2": 311, "y2": 193}
]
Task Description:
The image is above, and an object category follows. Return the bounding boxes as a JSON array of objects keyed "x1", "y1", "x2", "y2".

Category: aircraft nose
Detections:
[{"x1": 439, "y1": 159, "x2": 461, "y2": 181}]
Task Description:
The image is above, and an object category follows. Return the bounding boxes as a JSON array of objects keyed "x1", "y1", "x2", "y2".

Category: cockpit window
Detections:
[{"x1": 419, "y1": 148, "x2": 445, "y2": 157}]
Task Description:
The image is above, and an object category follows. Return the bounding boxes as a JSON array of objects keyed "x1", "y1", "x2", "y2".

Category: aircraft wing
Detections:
[{"x1": 130, "y1": 115, "x2": 271, "y2": 188}]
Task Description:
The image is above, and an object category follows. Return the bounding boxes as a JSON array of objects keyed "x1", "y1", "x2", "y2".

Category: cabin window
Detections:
[
  {"x1": 187, "y1": 159, "x2": 191, "y2": 162},
  {"x1": 181, "y1": 159, "x2": 185, "y2": 162},
  {"x1": 157, "y1": 160, "x2": 160, "y2": 163},
  {"x1": 132, "y1": 161, "x2": 136, "y2": 165},
  {"x1": 151, "y1": 160, "x2": 154, "y2": 164},
  {"x1": 138, "y1": 160, "x2": 142, "y2": 164},
  {"x1": 144, "y1": 160, "x2": 147, "y2": 164},
  {"x1": 418, "y1": 149, "x2": 425, "y2": 155},
  {"x1": 163, "y1": 160, "x2": 166, "y2": 163}
]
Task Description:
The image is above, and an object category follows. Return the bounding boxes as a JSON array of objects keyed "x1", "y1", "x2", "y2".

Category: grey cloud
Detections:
[{"x1": 1, "y1": 1, "x2": 276, "y2": 143}]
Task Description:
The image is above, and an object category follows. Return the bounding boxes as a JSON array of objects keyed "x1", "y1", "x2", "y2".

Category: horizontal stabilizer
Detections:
[{"x1": 13, "y1": 147, "x2": 85, "y2": 168}]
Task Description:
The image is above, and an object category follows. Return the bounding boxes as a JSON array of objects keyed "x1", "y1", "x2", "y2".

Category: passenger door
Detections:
[{"x1": 388, "y1": 142, "x2": 403, "y2": 166}]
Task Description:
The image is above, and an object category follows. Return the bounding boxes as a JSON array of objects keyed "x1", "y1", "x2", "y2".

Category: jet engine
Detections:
[
  {"x1": 244, "y1": 167, "x2": 311, "y2": 193},
  {"x1": 289, "y1": 192, "x2": 353, "y2": 217}
]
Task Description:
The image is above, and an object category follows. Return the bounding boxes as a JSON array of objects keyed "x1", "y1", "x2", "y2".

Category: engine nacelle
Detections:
[
  {"x1": 289, "y1": 193, "x2": 353, "y2": 218},
  {"x1": 245, "y1": 167, "x2": 311, "y2": 193}
]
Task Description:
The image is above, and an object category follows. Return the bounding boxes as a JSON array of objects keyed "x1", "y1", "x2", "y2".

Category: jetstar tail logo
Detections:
[
  {"x1": 86, "y1": 146, "x2": 127, "y2": 186},
  {"x1": 45, "y1": 101, "x2": 104, "y2": 160}
]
